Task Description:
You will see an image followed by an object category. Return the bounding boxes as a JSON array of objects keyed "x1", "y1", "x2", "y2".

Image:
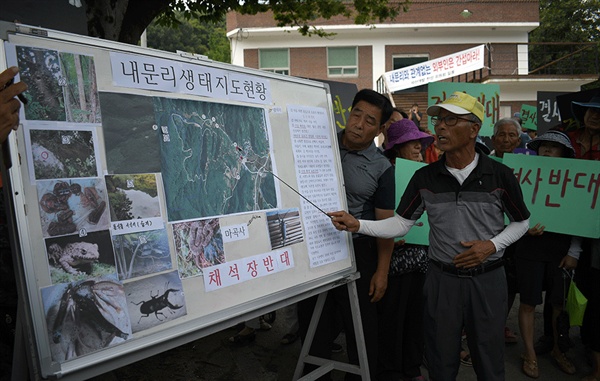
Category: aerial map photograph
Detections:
[{"x1": 154, "y1": 97, "x2": 278, "y2": 221}]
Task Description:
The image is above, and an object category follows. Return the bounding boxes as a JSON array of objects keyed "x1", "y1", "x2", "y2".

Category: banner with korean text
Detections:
[
  {"x1": 384, "y1": 45, "x2": 485, "y2": 92},
  {"x1": 503, "y1": 153, "x2": 600, "y2": 238}
]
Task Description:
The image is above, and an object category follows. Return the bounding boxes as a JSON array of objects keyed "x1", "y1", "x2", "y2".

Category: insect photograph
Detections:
[{"x1": 124, "y1": 270, "x2": 186, "y2": 333}]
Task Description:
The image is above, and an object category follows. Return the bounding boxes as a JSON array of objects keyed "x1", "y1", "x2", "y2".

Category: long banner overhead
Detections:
[{"x1": 384, "y1": 45, "x2": 485, "y2": 92}]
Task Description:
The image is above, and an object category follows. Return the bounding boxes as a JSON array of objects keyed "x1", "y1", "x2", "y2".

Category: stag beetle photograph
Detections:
[{"x1": 124, "y1": 270, "x2": 187, "y2": 333}]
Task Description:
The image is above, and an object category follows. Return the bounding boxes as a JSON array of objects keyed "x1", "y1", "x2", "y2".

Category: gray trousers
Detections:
[{"x1": 423, "y1": 264, "x2": 507, "y2": 381}]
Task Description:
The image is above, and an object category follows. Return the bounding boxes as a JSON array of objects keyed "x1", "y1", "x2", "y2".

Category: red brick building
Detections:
[{"x1": 227, "y1": 0, "x2": 597, "y2": 118}]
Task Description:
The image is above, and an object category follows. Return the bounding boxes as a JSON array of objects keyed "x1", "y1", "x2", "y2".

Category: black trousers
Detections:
[{"x1": 377, "y1": 271, "x2": 426, "y2": 380}]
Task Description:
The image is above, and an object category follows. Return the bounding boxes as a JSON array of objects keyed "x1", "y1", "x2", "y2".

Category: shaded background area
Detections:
[
  {"x1": 88, "y1": 296, "x2": 591, "y2": 381},
  {"x1": 0, "y1": 0, "x2": 87, "y2": 35}
]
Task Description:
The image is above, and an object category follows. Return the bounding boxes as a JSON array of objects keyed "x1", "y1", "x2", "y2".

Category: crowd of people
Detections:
[
  {"x1": 1, "y1": 65, "x2": 599, "y2": 381},
  {"x1": 321, "y1": 89, "x2": 599, "y2": 381}
]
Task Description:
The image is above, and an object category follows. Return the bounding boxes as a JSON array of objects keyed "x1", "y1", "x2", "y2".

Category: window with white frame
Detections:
[
  {"x1": 328, "y1": 47, "x2": 358, "y2": 77},
  {"x1": 259, "y1": 49, "x2": 289, "y2": 75}
]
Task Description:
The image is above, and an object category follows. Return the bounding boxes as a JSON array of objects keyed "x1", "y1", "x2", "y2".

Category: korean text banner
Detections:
[
  {"x1": 428, "y1": 82, "x2": 500, "y2": 137},
  {"x1": 395, "y1": 159, "x2": 429, "y2": 245},
  {"x1": 503, "y1": 153, "x2": 600, "y2": 238},
  {"x1": 384, "y1": 45, "x2": 485, "y2": 92}
]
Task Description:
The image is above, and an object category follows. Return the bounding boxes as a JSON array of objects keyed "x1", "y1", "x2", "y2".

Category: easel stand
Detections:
[{"x1": 294, "y1": 273, "x2": 369, "y2": 380}]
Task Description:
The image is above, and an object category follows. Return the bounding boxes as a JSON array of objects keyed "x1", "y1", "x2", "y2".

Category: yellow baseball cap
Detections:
[{"x1": 426, "y1": 91, "x2": 484, "y2": 122}]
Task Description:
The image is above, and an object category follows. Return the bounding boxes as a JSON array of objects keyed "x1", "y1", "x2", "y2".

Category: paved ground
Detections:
[{"x1": 90, "y1": 294, "x2": 592, "y2": 381}]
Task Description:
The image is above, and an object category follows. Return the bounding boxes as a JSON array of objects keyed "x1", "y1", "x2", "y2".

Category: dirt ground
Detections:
[{"x1": 87, "y1": 296, "x2": 592, "y2": 381}]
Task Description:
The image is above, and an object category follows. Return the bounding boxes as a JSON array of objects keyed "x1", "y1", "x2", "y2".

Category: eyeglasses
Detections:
[{"x1": 431, "y1": 115, "x2": 475, "y2": 126}]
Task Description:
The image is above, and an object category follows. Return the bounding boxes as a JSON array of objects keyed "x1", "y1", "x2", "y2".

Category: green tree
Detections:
[
  {"x1": 83, "y1": 0, "x2": 407, "y2": 45},
  {"x1": 530, "y1": 0, "x2": 600, "y2": 43},
  {"x1": 529, "y1": 0, "x2": 600, "y2": 88},
  {"x1": 146, "y1": 16, "x2": 231, "y2": 63}
]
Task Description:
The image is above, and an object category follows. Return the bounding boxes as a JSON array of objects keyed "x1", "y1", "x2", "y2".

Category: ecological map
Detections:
[{"x1": 154, "y1": 98, "x2": 277, "y2": 221}]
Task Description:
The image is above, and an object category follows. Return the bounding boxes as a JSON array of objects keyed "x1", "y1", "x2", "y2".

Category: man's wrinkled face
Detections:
[
  {"x1": 492, "y1": 123, "x2": 521, "y2": 157},
  {"x1": 433, "y1": 110, "x2": 478, "y2": 153},
  {"x1": 584, "y1": 108, "x2": 600, "y2": 134},
  {"x1": 344, "y1": 100, "x2": 383, "y2": 151}
]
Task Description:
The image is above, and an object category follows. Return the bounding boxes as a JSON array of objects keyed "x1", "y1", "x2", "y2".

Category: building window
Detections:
[
  {"x1": 392, "y1": 55, "x2": 429, "y2": 93},
  {"x1": 259, "y1": 49, "x2": 289, "y2": 75},
  {"x1": 328, "y1": 47, "x2": 358, "y2": 77}
]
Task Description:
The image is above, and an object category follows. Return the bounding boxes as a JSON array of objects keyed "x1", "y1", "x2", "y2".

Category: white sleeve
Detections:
[
  {"x1": 357, "y1": 213, "x2": 415, "y2": 239},
  {"x1": 567, "y1": 236, "x2": 583, "y2": 260},
  {"x1": 490, "y1": 219, "x2": 529, "y2": 252}
]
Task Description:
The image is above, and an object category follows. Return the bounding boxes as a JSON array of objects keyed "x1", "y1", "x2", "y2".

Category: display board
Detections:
[{"x1": 0, "y1": 23, "x2": 354, "y2": 380}]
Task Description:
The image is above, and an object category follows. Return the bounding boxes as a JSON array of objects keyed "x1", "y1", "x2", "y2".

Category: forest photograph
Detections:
[
  {"x1": 29, "y1": 127, "x2": 99, "y2": 180},
  {"x1": 111, "y1": 228, "x2": 172, "y2": 281},
  {"x1": 16, "y1": 46, "x2": 101, "y2": 123}
]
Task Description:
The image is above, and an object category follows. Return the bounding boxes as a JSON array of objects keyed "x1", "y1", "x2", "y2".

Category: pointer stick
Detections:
[{"x1": 268, "y1": 171, "x2": 331, "y2": 218}]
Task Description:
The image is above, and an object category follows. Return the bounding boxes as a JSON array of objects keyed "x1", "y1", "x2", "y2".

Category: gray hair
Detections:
[{"x1": 493, "y1": 118, "x2": 521, "y2": 136}]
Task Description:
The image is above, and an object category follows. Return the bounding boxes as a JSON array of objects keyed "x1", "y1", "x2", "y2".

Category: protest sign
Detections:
[
  {"x1": 503, "y1": 153, "x2": 600, "y2": 238},
  {"x1": 537, "y1": 91, "x2": 567, "y2": 134},
  {"x1": 395, "y1": 158, "x2": 429, "y2": 245},
  {"x1": 520, "y1": 104, "x2": 537, "y2": 131}
]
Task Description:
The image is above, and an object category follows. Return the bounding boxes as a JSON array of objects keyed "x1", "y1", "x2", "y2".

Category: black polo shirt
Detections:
[{"x1": 397, "y1": 151, "x2": 530, "y2": 263}]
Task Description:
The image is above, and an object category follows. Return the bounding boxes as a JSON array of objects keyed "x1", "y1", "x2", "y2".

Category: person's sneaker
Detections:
[
  {"x1": 331, "y1": 343, "x2": 343, "y2": 353},
  {"x1": 280, "y1": 332, "x2": 299, "y2": 345},
  {"x1": 533, "y1": 335, "x2": 553, "y2": 355},
  {"x1": 551, "y1": 350, "x2": 576, "y2": 375},
  {"x1": 504, "y1": 326, "x2": 518, "y2": 344},
  {"x1": 258, "y1": 317, "x2": 272, "y2": 331}
]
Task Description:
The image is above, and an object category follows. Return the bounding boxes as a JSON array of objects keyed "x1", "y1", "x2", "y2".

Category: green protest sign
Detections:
[
  {"x1": 395, "y1": 158, "x2": 430, "y2": 245},
  {"x1": 503, "y1": 153, "x2": 600, "y2": 238},
  {"x1": 428, "y1": 82, "x2": 500, "y2": 137},
  {"x1": 520, "y1": 104, "x2": 537, "y2": 131}
]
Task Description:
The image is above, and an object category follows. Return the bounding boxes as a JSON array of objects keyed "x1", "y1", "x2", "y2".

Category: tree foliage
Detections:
[
  {"x1": 528, "y1": 0, "x2": 600, "y2": 89},
  {"x1": 84, "y1": 0, "x2": 408, "y2": 44},
  {"x1": 530, "y1": 0, "x2": 600, "y2": 43},
  {"x1": 146, "y1": 15, "x2": 231, "y2": 63}
]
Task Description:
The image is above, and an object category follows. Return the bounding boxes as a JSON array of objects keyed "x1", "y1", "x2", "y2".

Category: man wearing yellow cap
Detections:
[{"x1": 329, "y1": 91, "x2": 531, "y2": 381}]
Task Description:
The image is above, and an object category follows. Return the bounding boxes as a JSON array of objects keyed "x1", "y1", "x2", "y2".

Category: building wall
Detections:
[
  {"x1": 242, "y1": 46, "x2": 374, "y2": 90},
  {"x1": 226, "y1": 1, "x2": 539, "y2": 31},
  {"x1": 225, "y1": 0, "x2": 594, "y2": 112}
]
